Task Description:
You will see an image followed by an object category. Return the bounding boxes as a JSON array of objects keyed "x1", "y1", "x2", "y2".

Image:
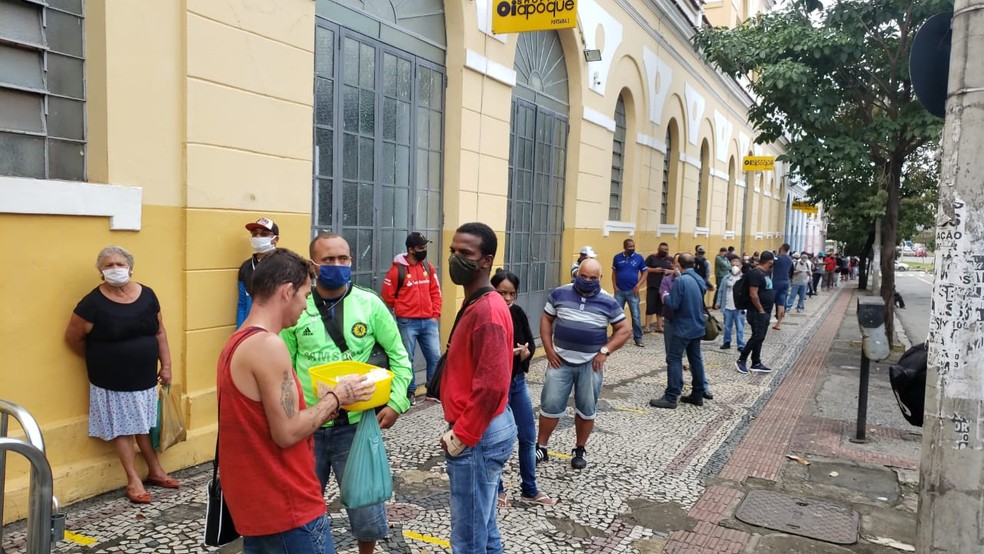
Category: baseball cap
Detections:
[
  {"x1": 406, "y1": 232, "x2": 432, "y2": 248},
  {"x1": 245, "y1": 217, "x2": 279, "y2": 235},
  {"x1": 579, "y1": 246, "x2": 597, "y2": 258},
  {"x1": 696, "y1": 245, "x2": 706, "y2": 254},
  {"x1": 760, "y1": 251, "x2": 776, "y2": 262}
]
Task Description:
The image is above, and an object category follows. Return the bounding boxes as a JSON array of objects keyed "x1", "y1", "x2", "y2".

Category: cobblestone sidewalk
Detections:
[{"x1": 2, "y1": 289, "x2": 844, "y2": 554}]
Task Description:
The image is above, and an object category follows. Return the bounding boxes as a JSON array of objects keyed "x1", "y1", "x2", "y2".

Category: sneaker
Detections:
[
  {"x1": 571, "y1": 447, "x2": 588, "y2": 470},
  {"x1": 719, "y1": 343, "x2": 731, "y2": 350},
  {"x1": 735, "y1": 360, "x2": 749, "y2": 374},
  {"x1": 750, "y1": 363, "x2": 773, "y2": 373},
  {"x1": 535, "y1": 445, "x2": 549, "y2": 465},
  {"x1": 649, "y1": 397, "x2": 677, "y2": 409},
  {"x1": 737, "y1": 344, "x2": 746, "y2": 351},
  {"x1": 407, "y1": 392, "x2": 416, "y2": 406},
  {"x1": 634, "y1": 340, "x2": 645, "y2": 347},
  {"x1": 679, "y1": 394, "x2": 704, "y2": 407}
]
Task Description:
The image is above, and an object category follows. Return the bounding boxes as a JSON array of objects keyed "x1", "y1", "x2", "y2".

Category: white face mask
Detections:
[
  {"x1": 250, "y1": 236, "x2": 276, "y2": 254},
  {"x1": 102, "y1": 267, "x2": 130, "y2": 286},
  {"x1": 730, "y1": 266, "x2": 740, "y2": 275}
]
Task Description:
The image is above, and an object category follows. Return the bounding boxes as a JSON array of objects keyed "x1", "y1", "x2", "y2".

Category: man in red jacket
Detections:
[{"x1": 381, "y1": 232, "x2": 443, "y2": 404}]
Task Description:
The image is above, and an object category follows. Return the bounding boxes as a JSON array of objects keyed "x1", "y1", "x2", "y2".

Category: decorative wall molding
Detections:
[
  {"x1": 684, "y1": 83, "x2": 706, "y2": 147},
  {"x1": 738, "y1": 132, "x2": 750, "y2": 156},
  {"x1": 642, "y1": 45, "x2": 672, "y2": 124},
  {"x1": 0, "y1": 176, "x2": 143, "y2": 230},
  {"x1": 694, "y1": 226, "x2": 710, "y2": 238},
  {"x1": 584, "y1": 106, "x2": 617, "y2": 132},
  {"x1": 579, "y1": 0, "x2": 623, "y2": 96},
  {"x1": 603, "y1": 220, "x2": 636, "y2": 236},
  {"x1": 636, "y1": 133, "x2": 667, "y2": 153},
  {"x1": 755, "y1": 232, "x2": 764, "y2": 240},
  {"x1": 475, "y1": 1, "x2": 507, "y2": 43},
  {"x1": 724, "y1": 230, "x2": 736, "y2": 239},
  {"x1": 713, "y1": 110, "x2": 733, "y2": 163},
  {"x1": 464, "y1": 49, "x2": 516, "y2": 87},
  {"x1": 659, "y1": 223, "x2": 679, "y2": 236},
  {"x1": 710, "y1": 169, "x2": 729, "y2": 181},
  {"x1": 680, "y1": 153, "x2": 701, "y2": 169}
]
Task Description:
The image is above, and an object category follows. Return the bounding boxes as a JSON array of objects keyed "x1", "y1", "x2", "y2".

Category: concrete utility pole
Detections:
[{"x1": 917, "y1": 1, "x2": 984, "y2": 551}]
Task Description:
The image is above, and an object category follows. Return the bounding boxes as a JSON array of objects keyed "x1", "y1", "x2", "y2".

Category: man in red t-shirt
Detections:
[{"x1": 439, "y1": 222, "x2": 517, "y2": 553}]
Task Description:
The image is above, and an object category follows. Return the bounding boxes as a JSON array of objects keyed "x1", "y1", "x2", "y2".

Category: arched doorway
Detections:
[{"x1": 506, "y1": 30, "x2": 570, "y2": 336}]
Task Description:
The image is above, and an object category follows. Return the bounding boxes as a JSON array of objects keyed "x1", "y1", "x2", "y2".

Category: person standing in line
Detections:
[
  {"x1": 787, "y1": 252, "x2": 812, "y2": 313},
  {"x1": 823, "y1": 254, "x2": 837, "y2": 289},
  {"x1": 713, "y1": 247, "x2": 731, "y2": 310},
  {"x1": 237, "y1": 217, "x2": 280, "y2": 328},
  {"x1": 282, "y1": 233, "x2": 413, "y2": 554},
  {"x1": 810, "y1": 253, "x2": 823, "y2": 296},
  {"x1": 216, "y1": 248, "x2": 374, "y2": 552},
  {"x1": 612, "y1": 239, "x2": 648, "y2": 347},
  {"x1": 771, "y1": 244, "x2": 793, "y2": 331},
  {"x1": 439, "y1": 222, "x2": 516, "y2": 553},
  {"x1": 736, "y1": 251, "x2": 776, "y2": 374},
  {"x1": 570, "y1": 245, "x2": 597, "y2": 280},
  {"x1": 538, "y1": 259, "x2": 632, "y2": 468},
  {"x1": 719, "y1": 256, "x2": 747, "y2": 351},
  {"x1": 491, "y1": 269, "x2": 555, "y2": 507},
  {"x1": 643, "y1": 242, "x2": 674, "y2": 334},
  {"x1": 381, "y1": 232, "x2": 442, "y2": 405},
  {"x1": 649, "y1": 253, "x2": 709, "y2": 409}
]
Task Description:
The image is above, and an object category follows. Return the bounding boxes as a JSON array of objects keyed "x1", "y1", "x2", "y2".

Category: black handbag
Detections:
[
  {"x1": 425, "y1": 286, "x2": 495, "y2": 400},
  {"x1": 203, "y1": 420, "x2": 239, "y2": 546}
]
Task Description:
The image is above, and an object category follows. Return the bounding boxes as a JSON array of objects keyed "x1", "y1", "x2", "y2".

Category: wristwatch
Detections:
[{"x1": 599, "y1": 346, "x2": 611, "y2": 355}]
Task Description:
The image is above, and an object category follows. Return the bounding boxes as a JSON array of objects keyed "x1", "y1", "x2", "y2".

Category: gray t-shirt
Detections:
[{"x1": 792, "y1": 259, "x2": 812, "y2": 285}]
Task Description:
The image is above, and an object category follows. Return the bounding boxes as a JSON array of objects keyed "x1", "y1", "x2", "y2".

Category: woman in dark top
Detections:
[
  {"x1": 64, "y1": 246, "x2": 178, "y2": 504},
  {"x1": 492, "y1": 269, "x2": 555, "y2": 506}
]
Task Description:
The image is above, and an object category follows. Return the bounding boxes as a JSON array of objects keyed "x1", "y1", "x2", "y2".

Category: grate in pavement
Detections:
[{"x1": 734, "y1": 490, "x2": 859, "y2": 545}]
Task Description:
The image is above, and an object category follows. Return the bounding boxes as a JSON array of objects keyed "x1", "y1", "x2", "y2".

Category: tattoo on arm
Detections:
[{"x1": 280, "y1": 370, "x2": 297, "y2": 417}]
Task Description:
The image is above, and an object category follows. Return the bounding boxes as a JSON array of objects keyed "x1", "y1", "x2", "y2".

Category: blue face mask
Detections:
[
  {"x1": 574, "y1": 276, "x2": 601, "y2": 296},
  {"x1": 317, "y1": 264, "x2": 351, "y2": 289}
]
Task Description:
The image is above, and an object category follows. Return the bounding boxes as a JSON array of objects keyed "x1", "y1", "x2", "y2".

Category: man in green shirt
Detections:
[{"x1": 281, "y1": 232, "x2": 411, "y2": 554}]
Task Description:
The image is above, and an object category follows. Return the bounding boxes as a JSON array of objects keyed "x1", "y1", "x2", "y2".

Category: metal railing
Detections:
[{"x1": 0, "y1": 400, "x2": 65, "y2": 553}]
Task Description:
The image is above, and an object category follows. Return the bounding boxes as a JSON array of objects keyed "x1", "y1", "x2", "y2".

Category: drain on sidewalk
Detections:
[{"x1": 734, "y1": 490, "x2": 859, "y2": 545}]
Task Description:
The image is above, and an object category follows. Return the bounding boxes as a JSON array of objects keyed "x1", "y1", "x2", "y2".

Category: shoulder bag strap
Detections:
[
  {"x1": 313, "y1": 286, "x2": 353, "y2": 356},
  {"x1": 443, "y1": 286, "x2": 495, "y2": 350},
  {"x1": 214, "y1": 326, "x2": 265, "y2": 480}
]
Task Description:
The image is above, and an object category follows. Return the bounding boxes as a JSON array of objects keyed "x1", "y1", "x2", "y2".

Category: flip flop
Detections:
[
  {"x1": 125, "y1": 487, "x2": 151, "y2": 504},
  {"x1": 145, "y1": 476, "x2": 180, "y2": 489},
  {"x1": 520, "y1": 492, "x2": 557, "y2": 506},
  {"x1": 497, "y1": 493, "x2": 510, "y2": 509}
]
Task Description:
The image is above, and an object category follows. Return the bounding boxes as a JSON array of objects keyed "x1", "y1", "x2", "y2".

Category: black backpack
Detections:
[
  {"x1": 889, "y1": 343, "x2": 927, "y2": 427},
  {"x1": 732, "y1": 275, "x2": 751, "y2": 310}
]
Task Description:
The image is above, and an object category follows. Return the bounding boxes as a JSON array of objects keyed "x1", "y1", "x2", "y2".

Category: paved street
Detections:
[
  {"x1": 894, "y1": 267, "x2": 933, "y2": 346},
  {"x1": 3, "y1": 285, "x2": 912, "y2": 553}
]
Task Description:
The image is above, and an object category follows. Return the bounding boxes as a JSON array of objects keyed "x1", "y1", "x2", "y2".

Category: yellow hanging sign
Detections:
[
  {"x1": 793, "y1": 201, "x2": 819, "y2": 215},
  {"x1": 742, "y1": 156, "x2": 775, "y2": 171},
  {"x1": 492, "y1": 0, "x2": 578, "y2": 34}
]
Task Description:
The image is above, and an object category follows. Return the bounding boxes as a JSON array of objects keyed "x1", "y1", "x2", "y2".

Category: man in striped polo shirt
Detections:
[{"x1": 537, "y1": 259, "x2": 632, "y2": 469}]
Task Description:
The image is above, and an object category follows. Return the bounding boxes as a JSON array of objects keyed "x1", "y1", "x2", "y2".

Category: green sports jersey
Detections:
[{"x1": 281, "y1": 285, "x2": 412, "y2": 425}]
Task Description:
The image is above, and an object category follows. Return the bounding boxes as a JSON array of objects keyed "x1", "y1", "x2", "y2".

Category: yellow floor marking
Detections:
[
  {"x1": 64, "y1": 531, "x2": 98, "y2": 546},
  {"x1": 548, "y1": 450, "x2": 572, "y2": 459},
  {"x1": 403, "y1": 530, "x2": 451, "y2": 548},
  {"x1": 613, "y1": 406, "x2": 648, "y2": 414}
]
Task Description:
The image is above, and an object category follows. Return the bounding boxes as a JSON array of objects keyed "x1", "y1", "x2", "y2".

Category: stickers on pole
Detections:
[{"x1": 492, "y1": 0, "x2": 578, "y2": 34}]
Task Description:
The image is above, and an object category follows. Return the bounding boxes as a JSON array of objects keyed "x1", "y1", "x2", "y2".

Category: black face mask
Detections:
[
  {"x1": 625, "y1": 249, "x2": 636, "y2": 256},
  {"x1": 412, "y1": 250, "x2": 427, "y2": 262},
  {"x1": 448, "y1": 253, "x2": 481, "y2": 285},
  {"x1": 658, "y1": 250, "x2": 668, "y2": 257}
]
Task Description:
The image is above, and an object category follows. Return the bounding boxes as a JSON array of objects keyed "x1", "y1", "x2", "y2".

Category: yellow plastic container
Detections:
[{"x1": 308, "y1": 360, "x2": 393, "y2": 412}]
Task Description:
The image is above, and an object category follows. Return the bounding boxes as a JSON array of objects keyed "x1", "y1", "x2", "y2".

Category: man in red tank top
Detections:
[{"x1": 217, "y1": 249, "x2": 374, "y2": 553}]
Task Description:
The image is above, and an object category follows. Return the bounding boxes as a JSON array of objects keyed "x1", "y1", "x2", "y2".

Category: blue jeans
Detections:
[
  {"x1": 312, "y1": 424, "x2": 388, "y2": 542},
  {"x1": 396, "y1": 317, "x2": 441, "y2": 394},
  {"x1": 664, "y1": 321, "x2": 709, "y2": 392},
  {"x1": 243, "y1": 514, "x2": 334, "y2": 554},
  {"x1": 446, "y1": 409, "x2": 516, "y2": 554},
  {"x1": 614, "y1": 289, "x2": 643, "y2": 341},
  {"x1": 663, "y1": 332, "x2": 706, "y2": 401},
  {"x1": 540, "y1": 360, "x2": 603, "y2": 420},
  {"x1": 722, "y1": 309, "x2": 746, "y2": 349},
  {"x1": 498, "y1": 374, "x2": 538, "y2": 498},
  {"x1": 786, "y1": 284, "x2": 808, "y2": 311}
]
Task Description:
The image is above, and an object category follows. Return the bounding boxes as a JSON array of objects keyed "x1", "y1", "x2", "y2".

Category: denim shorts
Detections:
[
  {"x1": 243, "y1": 514, "x2": 334, "y2": 554},
  {"x1": 773, "y1": 281, "x2": 790, "y2": 310},
  {"x1": 539, "y1": 359, "x2": 603, "y2": 420}
]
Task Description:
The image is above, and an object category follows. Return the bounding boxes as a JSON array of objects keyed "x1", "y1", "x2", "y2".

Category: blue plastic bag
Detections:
[{"x1": 340, "y1": 414, "x2": 393, "y2": 509}]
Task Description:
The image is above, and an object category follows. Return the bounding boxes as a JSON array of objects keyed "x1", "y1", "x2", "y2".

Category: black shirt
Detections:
[
  {"x1": 645, "y1": 254, "x2": 674, "y2": 288},
  {"x1": 746, "y1": 268, "x2": 776, "y2": 312},
  {"x1": 74, "y1": 285, "x2": 161, "y2": 391},
  {"x1": 238, "y1": 255, "x2": 261, "y2": 295},
  {"x1": 509, "y1": 304, "x2": 536, "y2": 376}
]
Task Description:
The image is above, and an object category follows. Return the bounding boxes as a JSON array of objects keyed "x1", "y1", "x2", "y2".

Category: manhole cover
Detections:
[{"x1": 734, "y1": 490, "x2": 859, "y2": 545}]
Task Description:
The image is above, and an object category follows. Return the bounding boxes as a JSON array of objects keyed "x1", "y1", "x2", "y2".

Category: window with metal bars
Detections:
[
  {"x1": 609, "y1": 96, "x2": 626, "y2": 221},
  {"x1": 0, "y1": 0, "x2": 86, "y2": 180},
  {"x1": 660, "y1": 127, "x2": 672, "y2": 224}
]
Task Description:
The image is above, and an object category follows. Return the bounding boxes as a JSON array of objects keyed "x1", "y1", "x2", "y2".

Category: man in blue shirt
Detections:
[
  {"x1": 770, "y1": 243, "x2": 793, "y2": 331},
  {"x1": 649, "y1": 253, "x2": 709, "y2": 409},
  {"x1": 612, "y1": 239, "x2": 648, "y2": 347}
]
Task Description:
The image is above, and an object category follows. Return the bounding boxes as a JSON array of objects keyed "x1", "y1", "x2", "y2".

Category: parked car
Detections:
[{"x1": 895, "y1": 261, "x2": 910, "y2": 271}]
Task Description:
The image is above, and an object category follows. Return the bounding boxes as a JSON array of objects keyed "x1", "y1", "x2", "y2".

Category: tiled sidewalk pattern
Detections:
[{"x1": 2, "y1": 289, "x2": 844, "y2": 553}]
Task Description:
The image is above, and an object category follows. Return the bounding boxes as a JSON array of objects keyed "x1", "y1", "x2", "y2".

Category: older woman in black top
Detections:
[
  {"x1": 493, "y1": 269, "x2": 555, "y2": 506},
  {"x1": 64, "y1": 246, "x2": 178, "y2": 504}
]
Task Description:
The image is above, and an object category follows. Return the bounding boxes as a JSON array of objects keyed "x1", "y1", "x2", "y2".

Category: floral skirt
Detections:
[{"x1": 88, "y1": 384, "x2": 157, "y2": 441}]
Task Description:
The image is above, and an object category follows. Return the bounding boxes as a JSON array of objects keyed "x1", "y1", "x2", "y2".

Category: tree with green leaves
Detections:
[{"x1": 694, "y1": 0, "x2": 948, "y2": 342}]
